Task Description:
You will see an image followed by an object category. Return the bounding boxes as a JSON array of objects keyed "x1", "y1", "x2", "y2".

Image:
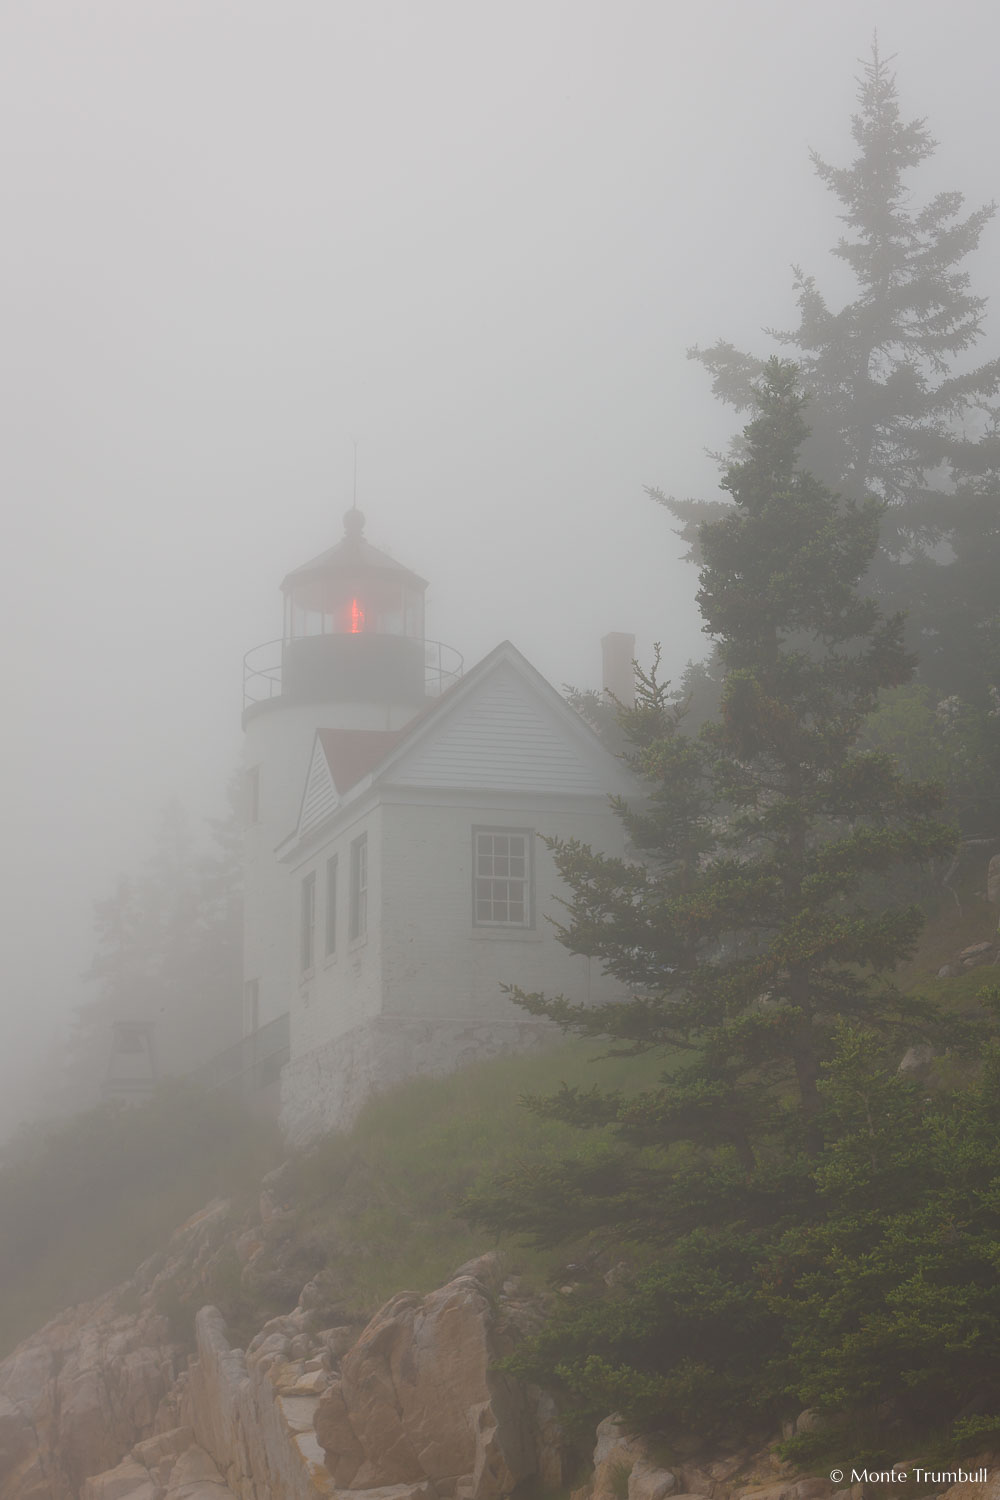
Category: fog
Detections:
[{"x1": 1, "y1": 0, "x2": 996, "y2": 1131}]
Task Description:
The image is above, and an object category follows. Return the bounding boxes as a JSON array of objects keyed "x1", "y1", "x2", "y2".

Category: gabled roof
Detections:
[
  {"x1": 375, "y1": 643, "x2": 637, "y2": 799},
  {"x1": 283, "y1": 641, "x2": 640, "y2": 856}
]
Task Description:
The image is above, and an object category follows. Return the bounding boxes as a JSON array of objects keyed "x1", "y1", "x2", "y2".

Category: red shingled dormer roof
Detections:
[{"x1": 315, "y1": 728, "x2": 407, "y2": 795}]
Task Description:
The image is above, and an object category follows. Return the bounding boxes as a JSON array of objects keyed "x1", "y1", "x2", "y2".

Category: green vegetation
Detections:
[
  {"x1": 0, "y1": 1080, "x2": 281, "y2": 1355},
  {"x1": 278, "y1": 1038, "x2": 670, "y2": 1315},
  {"x1": 672, "y1": 45, "x2": 1000, "y2": 837},
  {"x1": 0, "y1": 1038, "x2": 670, "y2": 1359},
  {"x1": 465, "y1": 368, "x2": 1000, "y2": 1460}
]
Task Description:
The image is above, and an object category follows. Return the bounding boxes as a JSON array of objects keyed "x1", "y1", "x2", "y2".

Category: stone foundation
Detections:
[{"x1": 278, "y1": 1016, "x2": 559, "y2": 1145}]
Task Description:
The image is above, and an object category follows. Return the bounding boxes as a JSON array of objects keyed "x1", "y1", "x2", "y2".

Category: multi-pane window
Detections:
[
  {"x1": 349, "y1": 834, "x2": 368, "y2": 941},
  {"x1": 473, "y1": 828, "x2": 532, "y2": 927},
  {"x1": 325, "y1": 855, "x2": 338, "y2": 957},
  {"x1": 300, "y1": 871, "x2": 316, "y2": 972}
]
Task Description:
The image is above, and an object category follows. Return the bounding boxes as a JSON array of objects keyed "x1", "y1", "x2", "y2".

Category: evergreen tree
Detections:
[
  {"x1": 688, "y1": 43, "x2": 1000, "y2": 555},
  {"x1": 69, "y1": 787, "x2": 243, "y2": 1103},
  {"x1": 671, "y1": 44, "x2": 1000, "y2": 830},
  {"x1": 468, "y1": 362, "x2": 958, "y2": 1440},
  {"x1": 769, "y1": 1025, "x2": 1000, "y2": 1439}
]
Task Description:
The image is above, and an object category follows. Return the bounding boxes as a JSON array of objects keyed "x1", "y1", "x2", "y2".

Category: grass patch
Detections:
[{"x1": 280, "y1": 1037, "x2": 670, "y2": 1314}]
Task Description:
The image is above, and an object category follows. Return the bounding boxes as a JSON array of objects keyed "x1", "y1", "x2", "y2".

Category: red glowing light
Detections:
[{"x1": 350, "y1": 598, "x2": 366, "y2": 634}]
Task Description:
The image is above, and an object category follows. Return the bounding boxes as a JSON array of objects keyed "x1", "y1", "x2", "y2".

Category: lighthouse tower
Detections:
[{"x1": 241, "y1": 509, "x2": 460, "y2": 1038}]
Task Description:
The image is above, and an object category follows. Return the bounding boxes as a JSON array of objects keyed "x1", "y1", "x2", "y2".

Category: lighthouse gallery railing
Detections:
[{"x1": 242, "y1": 636, "x2": 463, "y2": 710}]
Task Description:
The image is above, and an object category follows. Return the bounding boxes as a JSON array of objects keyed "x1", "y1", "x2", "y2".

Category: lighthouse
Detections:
[{"x1": 241, "y1": 509, "x2": 461, "y2": 1040}]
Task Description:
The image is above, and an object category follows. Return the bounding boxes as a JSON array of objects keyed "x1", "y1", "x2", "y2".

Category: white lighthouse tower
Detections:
[{"x1": 241, "y1": 508, "x2": 461, "y2": 1041}]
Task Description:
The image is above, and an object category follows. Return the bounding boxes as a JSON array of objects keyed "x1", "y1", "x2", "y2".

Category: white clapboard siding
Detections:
[
  {"x1": 299, "y1": 738, "x2": 340, "y2": 838},
  {"x1": 388, "y1": 661, "x2": 622, "y2": 795}
]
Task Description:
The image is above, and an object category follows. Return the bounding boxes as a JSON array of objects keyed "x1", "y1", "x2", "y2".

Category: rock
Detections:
[
  {"x1": 898, "y1": 1044, "x2": 934, "y2": 1075},
  {"x1": 676, "y1": 1470, "x2": 713, "y2": 1497},
  {"x1": 590, "y1": 1416, "x2": 647, "y2": 1500},
  {"x1": 0, "y1": 1393, "x2": 35, "y2": 1487},
  {"x1": 278, "y1": 1396, "x2": 322, "y2": 1436},
  {"x1": 132, "y1": 1425, "x2": 195, "y2": 1468},
  {"x1": 938, "y1": 1473, "x2": 1000, "y2": 1500},
  {"x1": 594, "y1": 1415, "x2": 640, "y2": 1468},
  {"x1": 0, "y1": 1294, "x2": 179, "y2": 1500},
  {"x1": 317, "y1": 1326, "x2": 357, "y2": 1362},
  {"x1": 937, "y1": 964, "x2": 961, "y2": 978},
  {"x1": 0, "y1": 1191, "x2": 554, "y2": 1500},
  {"x1": 322, "y1": 1261, "x2": 538, "y2": 1500},
  {"x1": 527, "y1": 1386, "x2": 564, "y2": 1492},
  {"x1": 959, "y1": 942, "x2": 994, "y2": 962},
  {"x1": 162, "y1": 1441, "x2": 232, "y2": 1495},
  {"x1": 706, "y1": 1456, "x2": 751, "y2": 1484},
  {"x1": 733, "y1": 1484, "x2": 802, "y2": 1500},
  {"x1": 629, "y1": 1458, "x2": 677, "y2": 1500},
  {"x1": 988, "y1": 854, "x2": 1000, "y2": 906},
  {"x1": 82, "y1": 1437, "x2": 238, "y2": 1500},
  {"x1": 451, "y1": 1252, "x2": 506, "y2": 1290},
  {"x1": 314, "y1": 1380, "x2": 365, "y2": 1485},
  {"x1": 183, "y1": 1305, "x2": 337, "y2": 1498},
  {"x1": 79, "y1": 1457, "x2": 159, "y2": 1499}
]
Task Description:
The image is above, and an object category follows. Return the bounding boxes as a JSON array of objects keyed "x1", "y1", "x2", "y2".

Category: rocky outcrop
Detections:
[
  {"x1": 936, "y1": 939, "x2": 999, "y2": 979},
  {"x1": 0, "y1": 1195, "x2": 239, "y2": 1499},
  {"x1": 181, "y1": 1304, "x2": 335, "y2": 1499},
  {"x1": 574, "y1": 1415, "x2": 833, "y2": 1500},
  {"x1": 0, "y1": 1224, "x2": 559, "y2": 1500},
  {"x1": 314, "y1": 1253, "x2": 542, "y2": 1500},
  {"x1": 0, "y1": 1294, "x2": 179, "y2": 1500},
  {"x1": 24, "y1": 1171, "x2": 996, "y2": 1500},
  {"x1": 79, "y1": 1427, "x2": 232, "y2": 1499}
]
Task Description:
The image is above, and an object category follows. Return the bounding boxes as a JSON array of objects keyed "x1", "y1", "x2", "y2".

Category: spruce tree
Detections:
[
  {"x1": 517, "y1": 360, "x2": 951, "y2": 1155},
  {"x1": 70, "y1": 791, "x2": 244, "y2": 1102},
  {"x1": 674, "y1": 44, "x2": 1000, "y2": 830},
  {"x1": 688, "y1": 43, "x2": 1000, "y2": 561},
  {"x1": 468, "y1": 362, "x2": 957, "y2": 1439}
]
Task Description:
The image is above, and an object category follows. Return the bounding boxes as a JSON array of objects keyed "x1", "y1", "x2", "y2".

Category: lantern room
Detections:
[
  {"x1": 282, "y1": 508, "x2": 427, "y2": 643},
  {"x1": 277, "y1": 508, "x2": 430, "y2": 707}
]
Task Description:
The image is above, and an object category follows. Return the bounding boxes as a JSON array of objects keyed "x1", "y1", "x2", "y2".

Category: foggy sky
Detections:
[{"x1": 2, "y1": 0, "x2": 997, "y2": 1130}]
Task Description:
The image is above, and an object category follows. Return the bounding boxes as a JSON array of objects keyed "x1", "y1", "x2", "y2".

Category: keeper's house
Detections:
[{"x1": 241, "y1": 509, "x2": 636, "y2": 1142}]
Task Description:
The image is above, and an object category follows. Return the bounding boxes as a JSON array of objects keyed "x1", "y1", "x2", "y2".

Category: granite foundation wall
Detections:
[{"x1": 279, "y1": 1016, "x2": 558, "y2": 1145}]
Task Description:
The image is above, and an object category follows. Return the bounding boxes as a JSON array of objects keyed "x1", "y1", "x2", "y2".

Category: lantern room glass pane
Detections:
[{"x1": 285, "y1": 571, "x2": 426, "y2": 641}]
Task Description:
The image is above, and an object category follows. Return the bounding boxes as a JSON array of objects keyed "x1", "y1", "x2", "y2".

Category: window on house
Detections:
[
  {"x1": 325, "y1": 855, "x2": 338, "y2": 957},
  {"x1": 244, "y1": 978, "x2": 260, "y2": 1036},
  {"x1": 349, "y1": 834, "x2": 368, "y2": 941},
  {"x1": 301, "y1": 872, "x2": 316, "y2": 972},
  {"x1": 473, "y1": 828, "x2": 532, "y2": 927}
]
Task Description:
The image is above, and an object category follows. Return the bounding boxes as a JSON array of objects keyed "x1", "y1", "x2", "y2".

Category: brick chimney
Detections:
[{"x1": 601, "y1": 632, "x2": 636, "y2": 708}]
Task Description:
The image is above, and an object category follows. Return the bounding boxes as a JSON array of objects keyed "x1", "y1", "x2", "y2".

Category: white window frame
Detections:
[
  {"x1": 325, "y1": 855, "x2": 338, "y2": 957},
  {"x1": 349, "y1": 834, "x2": 368, "y2": 941},
  {"x1": 473, "y1": 827, "x2": 533, "y2": 928},
  {"x1": 301, "y1": 871, "x2": 316, "y2": 972}
]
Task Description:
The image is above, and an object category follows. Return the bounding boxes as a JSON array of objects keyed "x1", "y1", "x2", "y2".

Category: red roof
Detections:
[{"x1": 316, "y1": 728, "x2": 407, "y2": 794}]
